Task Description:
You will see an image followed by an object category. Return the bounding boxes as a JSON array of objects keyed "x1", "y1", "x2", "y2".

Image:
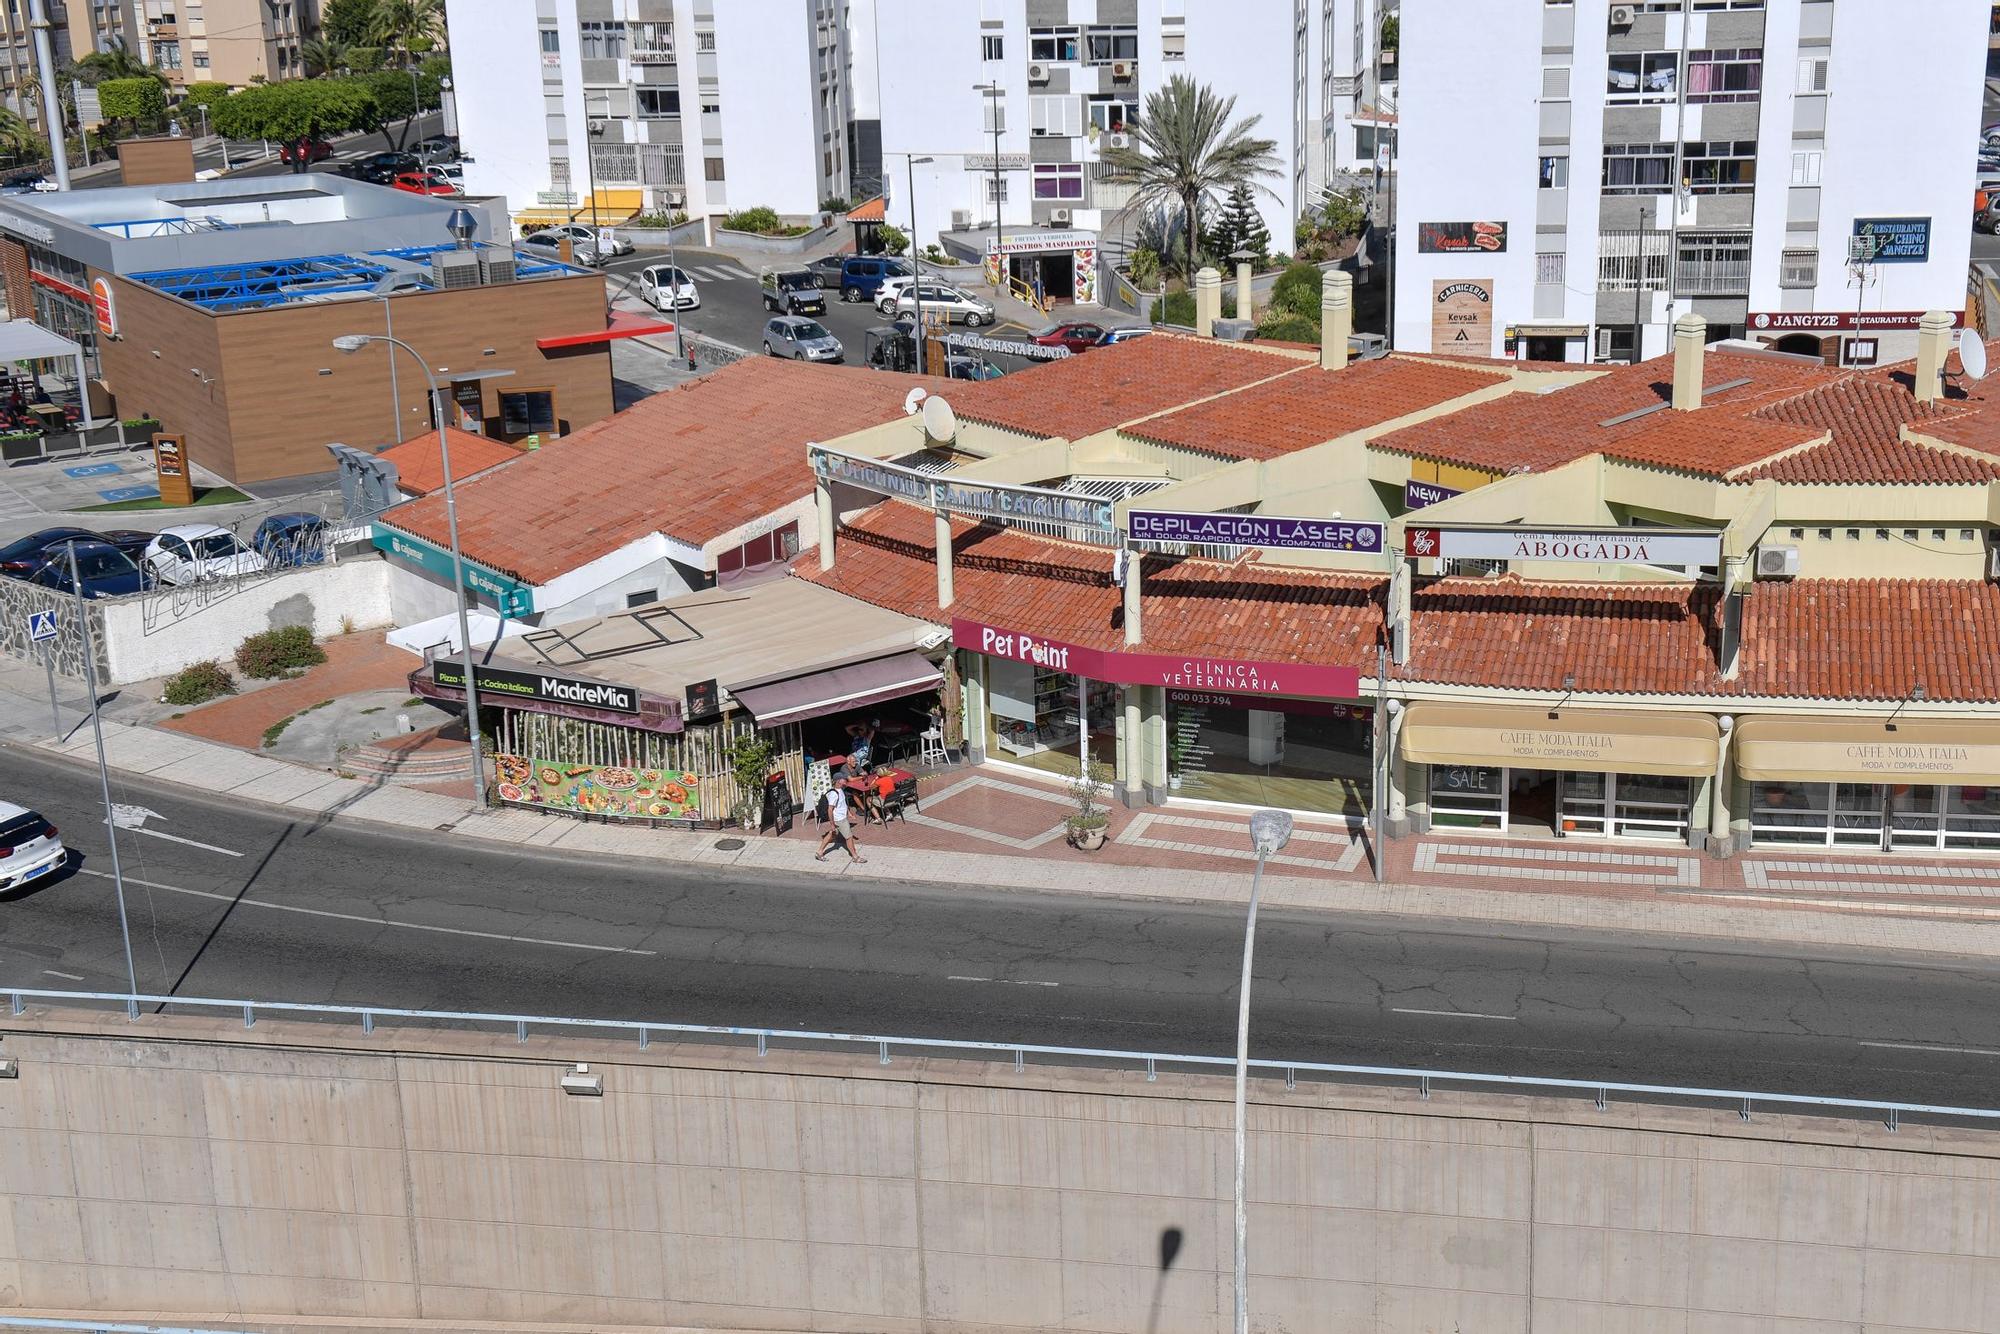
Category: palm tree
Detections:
[
  {"x1": 0, "y1": 106, "x2": 43, "y2": 165},
  {"x1": 301, "y1": 36, "x2": 353, "y2": 77},
  {"x1": 1101, "y1": 74, "x2": 1280, "y2": 285},
  {"x1": 369, "y1": 0, "x2": 445, "y2": 67},
  {"x1": 70, "y1": 46, "x2": 161, "y2": 86}
]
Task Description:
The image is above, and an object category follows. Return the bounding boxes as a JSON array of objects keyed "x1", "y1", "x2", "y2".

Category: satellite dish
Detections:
[
  {"x1": 902, "y1": 386, "x2": 929, "y2": 416},
  {"x1": 921, "y1": 394, "x2": 958, "y2": 445},
  {"x1": 1959, "y1": 328, "x2": 1988, "y2": 383}
]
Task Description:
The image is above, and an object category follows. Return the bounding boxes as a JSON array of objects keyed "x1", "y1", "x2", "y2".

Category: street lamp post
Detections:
[
  {"x1": 974, "y1": 83, "x2": 1004, "y2": 289},
  {"x1": 62, "y1": 539, "x2": 137, "y2": 1005},
  {"x1": 583, "y1": 92, "x2": 609, "y2": 235},
  {"x1": 902, "y1": 153, "x2": 933, "y2": 374},
  {"x1": 331, "y1": 331, "x2": 488, "y2": 811},
  {"x1": 1233, "y1": 807, "x2": 1294, "y2": 1334}
]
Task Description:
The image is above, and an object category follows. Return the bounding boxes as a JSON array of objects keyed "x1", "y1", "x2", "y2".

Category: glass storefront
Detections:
[
  {"x1": 1750, "y1": 782, "x2": 2000, "y2": 851},
  {"x1": 1166, "y1": 690, "x2": 1371, "y2": 816},
  {"x1": 1427, "y1": 765, "x2": 1694, "y2": 840},
  {"x1": 983, "y1": 654, "x2": 1120, "y2": 780}
]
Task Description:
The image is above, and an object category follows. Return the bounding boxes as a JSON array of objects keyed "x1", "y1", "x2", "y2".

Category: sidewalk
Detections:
[{"x1": 14, "y1": 644, "x2": 2000, "y2": 961}]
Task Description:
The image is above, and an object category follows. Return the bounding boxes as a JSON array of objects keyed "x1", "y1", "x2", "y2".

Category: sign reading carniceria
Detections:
[{"x1": 809, "y1": 443, "x2": 1115, "y2": 532}]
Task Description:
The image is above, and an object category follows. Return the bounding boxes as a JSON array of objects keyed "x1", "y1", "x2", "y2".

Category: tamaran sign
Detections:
[
  {"x1": 1127, "y1": 509, "x2": 1383, "y2": 552},
  {"x1": 433, "y1": 662, "x2": 639, "y2": 715},
  {"x1": 953, "y1": 617, "x2": 1361, "y2": 699},
  {"x1": 1404, "y1": 526, "x2": 1722, "y2": 566},
  {"x1": 1403, "y1": 479, "x2": 1461, "y2": 510}
]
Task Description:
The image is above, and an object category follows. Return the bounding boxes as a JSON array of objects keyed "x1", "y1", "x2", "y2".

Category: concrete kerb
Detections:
[{"x1": 27, "y1": 719, "x2": 2000, "y2": 963}]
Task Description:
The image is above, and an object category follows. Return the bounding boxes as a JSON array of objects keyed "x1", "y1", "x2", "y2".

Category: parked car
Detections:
[
  {"x1": 842, "y1": 255, "x2": 914, "y2": 303},
  {"x1": 92, "y1": 529, "x2": 157, "y2": 561},
  {"x1": 946, "y1": 354, "x2": 1004, "y2": 381},
  {"x1": 891, "y1": 284, "x2": 994, "y2": 326},
  {"x1": 141, "y1": 524, "x2": 266, "y2": 586},
  {"x1": 26, "y1": 540, "x2": 145, "y2": 598},
  {"x1": 761, "y1": 268, "x2": 827, "y2": 315},
  {"x1": 392, "y1": 170, "x2": 458, "y2": 197},
  {"x1": 1979, "y1": 186, "x2": 2000, "y2": 236},
  {"x1": 873, "y1": 273, "x2": 922, "y2": 312},
  {"x1": 352, "y1": 151, "x2": 420, "y2": 184},
  {"x1": 416, "y1": 134, "x2": 460, "y2": 158},
  {"x1": 519, "y1": 231, "x2": 604, "y2": 267},
  {"x1": 638, "y1": 264, "x2": 701, "y2": 311},
  {"x1": 541, "y1": 222, "x2": 633, "y2": 257},
  {"x1": 278, "y1": 137, "x2": 331, "y2": 165},
  {"x1": 0, "y1": 527, "x2": 97, "y2": 577},
  {"x1": 412, "y1": 140, "x2": 460, "y2": 166},
  {"x1": 1098, "y1": 326, "x2": 1153, "y2": 347},
  {"x1": 0, "y1": 802, "x2": 65, "y2": 893},
  {"x1": 806, "y1": 254, "x2": 851, "y2": 288},
  {"x1": 762, "y1": 316, "x2": 844, "y2": 363},
  {"x1": 249, "y1": 513, "x2": 326, "y2": 568},
  {"x1": 431, "y1": 163, "x2": 465, "y2": 189},
  {"x1": 1034, "y1": 320, "x2": 1107, "y2": 352}
]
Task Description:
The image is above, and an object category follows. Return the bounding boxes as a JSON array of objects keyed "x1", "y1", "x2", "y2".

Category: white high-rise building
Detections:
[
  {"x1": 447, "y1": 0, "x2": 854, "y2": 231},
  {"x1": 1393, "y1": 0, "x2": 1985, "y2": 365}
]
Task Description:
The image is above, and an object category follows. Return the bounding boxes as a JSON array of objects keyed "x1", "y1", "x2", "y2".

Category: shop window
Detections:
[
  {"x1": 1685, "y1": 47, "x2": 1760, "y2": 102},
  {"x1": 1606, "y1": 51, "x2": 1678, "y2": 101},
  {"x1": 1430, "y1": 765, "x2": 1505, "y2": 830},
  {"x1": 1167, "y1": 694, "x2": 1371, "y2": 815},
  {"x1": 496, "y1": 387, "x2": 558, "y2": 438}
]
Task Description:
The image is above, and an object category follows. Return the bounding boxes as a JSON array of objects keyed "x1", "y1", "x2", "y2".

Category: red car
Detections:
[
  {"x1": 391, "y1": 171, "x2": 458, "y2": 196},
  {"x1": 278, "y1": 137, "x2": 331, "y2": 165},
  {"x1": 1032, "y1": 320, "x2": 1106, "y2": 353}
]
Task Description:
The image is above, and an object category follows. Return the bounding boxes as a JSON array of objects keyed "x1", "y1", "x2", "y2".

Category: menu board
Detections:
[{"x1": 492, "y1": 752, "x2": 702, "y2": 820}]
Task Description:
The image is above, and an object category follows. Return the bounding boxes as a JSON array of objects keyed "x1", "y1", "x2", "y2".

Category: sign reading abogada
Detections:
[{"x1": 1404, "y1": 525, "x2": 1722, "y2": 566}]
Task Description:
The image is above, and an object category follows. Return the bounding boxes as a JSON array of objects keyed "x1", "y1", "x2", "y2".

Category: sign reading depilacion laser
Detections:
[{"x1": 1126, "y1": 509, "x2": 1384, "y2": 552}]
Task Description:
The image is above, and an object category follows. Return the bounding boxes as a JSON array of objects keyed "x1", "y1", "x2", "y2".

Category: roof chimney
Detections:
[
  {"x1": 1194, "y1": 267, "x2": 1221, "y2": 337},
  {"x1": 1671, "y1": 312, "x2": 1707, "y2": 411},
  {"x1": 1914, "y1": 309, "x2": 1955, "y2": 404},
  {"x1": 1321, "y1": 268, "x2": 1354, "y2": 371}
]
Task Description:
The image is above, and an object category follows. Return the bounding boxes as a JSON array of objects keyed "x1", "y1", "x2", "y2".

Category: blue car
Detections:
[
  {"x1": 26, "y1": 540, "x2": 146, "y2": 599},
  {"x1": 1098, "y1": 326, "x2": 1153, "y2": 347},
  {"x1": 0, "y1": 526, "x2": 97, "y2": 578},
  {"x1": 250, "y1": 513, "x2": 326, "y2": 567}
]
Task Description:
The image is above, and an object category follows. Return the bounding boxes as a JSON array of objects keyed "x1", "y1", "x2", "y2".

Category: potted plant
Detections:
[
  {"x1": 1065, "y1": 758, "x2": 1112, "y2": 851},
  {"x1": 723, "y1": 732, "x2": 778, "y2": 831}
]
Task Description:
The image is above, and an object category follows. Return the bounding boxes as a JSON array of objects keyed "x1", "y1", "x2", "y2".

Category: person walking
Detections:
[{"x1": 815, "y1": 778, "x2": 866, "y2": 864}]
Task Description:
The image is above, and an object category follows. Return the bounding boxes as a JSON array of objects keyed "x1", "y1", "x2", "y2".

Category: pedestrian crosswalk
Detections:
[{"x1": 673, "y1": 263, "x2": 758, "y2": 282}]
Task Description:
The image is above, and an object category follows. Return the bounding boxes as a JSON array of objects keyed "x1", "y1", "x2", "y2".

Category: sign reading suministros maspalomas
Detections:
[
  {"x1": 953, "y1": 617, "x2": 1362, "y2": 699},
  {"x1": 809, "y1": 444, "x2": 1115, "y2": 533},
  {"x1": 1127, "y1": 508, "x2": 1384, "y2": 553},
  {"x1": 433, "y1": 661, "x2": 639, "y2": 715},
  {"x1": 1403, "y1": 525, "x2": 1722, "y2": 566}
]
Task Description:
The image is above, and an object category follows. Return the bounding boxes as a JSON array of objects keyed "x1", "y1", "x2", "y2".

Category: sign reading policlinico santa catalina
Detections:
[{"x1": 1127, "y1": 509, "x2": 1384, "y2": 552}]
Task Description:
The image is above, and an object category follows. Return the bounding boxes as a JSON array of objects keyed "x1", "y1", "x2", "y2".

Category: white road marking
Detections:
[
  {"x1": 75, "y1": 869, "x2": 655, "y2": 955},
  {"x1": 40, "y1": 969, "x2": 82, "y2": 981},
  {"x1": 114, "y1": 825, "x2": 245, "y2": 857},
  {"x1": 1393, "y1": 1006, "x2": 1517, "y2": 1022},
  {"x1": 947, "y1": 975, "x2": 1059, "y2": 987},
  {"x1": 105, "y1": 807, "x2": 244, "y2": 857},
  {"x1": 1859, "y1": 1039, "x2": 2000, "y2": 1058}
]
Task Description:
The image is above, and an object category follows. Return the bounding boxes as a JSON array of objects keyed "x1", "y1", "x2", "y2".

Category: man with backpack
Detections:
[{"x1": 815, "y1": 775, "x2": 866, "y2": 864}]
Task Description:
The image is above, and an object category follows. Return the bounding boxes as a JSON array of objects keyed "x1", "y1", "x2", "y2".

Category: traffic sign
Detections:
[{"x1": 27, "y1": 610, "x2": 57, "y2": 643}]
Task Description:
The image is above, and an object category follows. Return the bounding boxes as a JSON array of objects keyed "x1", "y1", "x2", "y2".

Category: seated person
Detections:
[
  {"x1": 872, "y1": 765, "x2": 899, "y2": 822},
  {"x1": 846, "y1": 718, "x2": 877, "y2": 768}
]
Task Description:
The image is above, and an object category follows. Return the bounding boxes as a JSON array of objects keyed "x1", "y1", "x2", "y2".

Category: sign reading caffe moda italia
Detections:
[
  {"x1": 952, "y1": 618, "x2": 1361, "y2": 699},
  {"x1": 1126, "y1": 508, "x2": 1383, "y2": 552},
  {"x1": 1404, "y1": 525, "x2": 1722, "y2": 566}
]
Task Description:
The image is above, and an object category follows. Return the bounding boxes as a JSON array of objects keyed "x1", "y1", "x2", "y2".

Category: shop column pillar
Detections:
[
  {"x1": 1122, "y1": 690, "x2": 1144, "y2": 807},
  {"x1": 816, "y1": 482, "x2": 835, "y2": 572},
  {"x1": 1386, "y1": 701, "x2": 1410, "y2": 836},
  {"x1": 1709, "y1": 714, "x2": 1736, "y2": 856},
  {"x1": 1122, "y1": 546, "x2": 1141, "y2": 645},
  {"x1": 964, "y1": 652, "x2": 988, "y2": 765},
  {"x1": 935, "y1": 508, "x2": 954, "y2": 608}
]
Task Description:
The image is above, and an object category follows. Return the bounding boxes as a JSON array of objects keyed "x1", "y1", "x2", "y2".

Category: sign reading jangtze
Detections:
[{"x1": 1404, "y1": 526, "x2": 1722, "y2": 566}]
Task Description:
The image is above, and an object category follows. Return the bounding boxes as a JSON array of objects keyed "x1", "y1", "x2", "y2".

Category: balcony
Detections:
[
  {"x1": 631, "y1": 44, "x2": 676, "y2": 64},
  {"x1": 1673, "y1": 258, "x2": 1750, "y2": 297}
]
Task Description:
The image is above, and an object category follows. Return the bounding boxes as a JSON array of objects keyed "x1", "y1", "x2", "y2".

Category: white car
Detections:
[
  {"x1": 891, "y1": 284, "x2": 995, "y2": 326},
  {"x1": 519, "y1": 231, "x2": 604, "y2": 267},
  {"x1": 142, "y1": 524, "x2": 267, "y2": 586},
  {"x1": 639, "y1": 263, "x2": 700, "y2": 311},
  {"x1": 0, "y1": 801, "x2": 65, "y2": 893},
  {"x1": 873, "y1": 273, "x2": 922, "y2": 312},
  {"x1": 542, "y1": 223, "x2": 634, "y2": 257}
]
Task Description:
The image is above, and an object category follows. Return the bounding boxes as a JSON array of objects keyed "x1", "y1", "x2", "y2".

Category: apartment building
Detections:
[
  {"x1": 448, "y1": 0, "x2": 852, "y2": 231},
  {"x1": 137, "y1": 0, "x2": 314, "y2": 89},
  {"x1": 0, "y1": 2, "x2": 143, "y2": 133},
  {"x1": 871, "y1": 0, "x2": 1326, "y2": 300},
  {"x1": 1395, "y1": 0, "x2": 1984, "y2": 366}
]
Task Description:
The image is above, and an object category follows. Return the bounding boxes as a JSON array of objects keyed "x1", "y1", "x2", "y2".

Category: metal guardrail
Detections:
[
  {"x1": 0, "y1": 1320, "x2": 245, "y2": 1334},
  {"x1": 6, "y1": 989, "x2": 1995, "y2": 1134}
]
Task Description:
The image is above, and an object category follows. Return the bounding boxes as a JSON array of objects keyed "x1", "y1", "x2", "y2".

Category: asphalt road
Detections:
[{"x1": 6, "y1": 745, "x2": 2000, "y2": 1111}]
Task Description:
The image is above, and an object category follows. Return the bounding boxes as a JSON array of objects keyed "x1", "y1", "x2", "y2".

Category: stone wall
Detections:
[
  {"x1": 1, "y1": 1013, "x2": 1997, "y2": 1333},
  {"x1": 0, "y1": 573, "x2": 108, "y2": 682}
]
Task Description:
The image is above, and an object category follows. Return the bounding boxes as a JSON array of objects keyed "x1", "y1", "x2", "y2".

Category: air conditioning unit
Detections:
[
  {"x1": 1050, "y1": 206, "x2": 1072, "y2": 223},
  {"x1": 1027, "y1": 61, "x2": 1050, "y2": 83},
  {"x1": 1106, "y1": 132, "x2": 1130, "y2": 149},
  {"x1": 1755, "y1": 544, "x2": 1801, "y2": 579},
  {"x1": 1111, "y1": 60, "x2": 1135, "y2": 79},
  {"x1": 950, "y1": 208, "x2": 972, "y2": 229},
  {"x1": 477, "y1": 252, "x2": 516, "y2": 285},
  {"x1": 430, "y1": 250, "x2": 481, "y2": 290},
  {"x1": 663, "y1": 188, "x2": 685, "y2": 207},
  {"x1": 1608, "y1": 4, "x2": 1637, "y2": 27}
]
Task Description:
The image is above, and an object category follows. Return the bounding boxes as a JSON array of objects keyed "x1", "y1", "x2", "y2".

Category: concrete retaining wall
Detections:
[
  {"x1": 1, "y1": 1013, "x2": 1998, "y2": 1333},
  {"x1": 714, "y1": 222, "x2": 839, "y2": 257}
]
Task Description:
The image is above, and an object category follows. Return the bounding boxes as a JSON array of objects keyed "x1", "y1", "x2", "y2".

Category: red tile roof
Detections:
[
  {"x1": 1121, "y1": 355, "x2": 1509, "y2": 461},
  {"x1": 1372, "y1": 351, "x2": 1838, "y2": 477},
  {"x1": 374, "y1": 427, "x2": 524, "y2": 498},
  {"x1": 1735, "y1": 377, "x2": 1999, "y2": 484},
  {"x1": 946, "y1": 333, "x2": 1304, "y2": 440},
  {"x1": 380, "y1": 358, "x2": 955, "y2": 585},
  {"x1": 847, "y1": 196, "x2": 886, "y2": 223},
  {"x1": 802, "y1": 505, "x2": 2000, "y2": 703}
]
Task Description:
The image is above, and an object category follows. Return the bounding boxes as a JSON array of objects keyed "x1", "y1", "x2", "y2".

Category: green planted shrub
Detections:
[
  {"x1": 1256, "y1": 312, "x2": 1322, "y2": 344},
  {"x1": 1268, "y1": 260, "x2": 1327, "y2": 319},
  {"x1": 234, "y1": 625, "x2": 326, "y2": 679},
  {"x1": 163, "y1": 660, "x2": 236, "y2": 706},
  {"x1": 722, "y1": 205, "x2": 784, "y2": 234},
  {"x1": 877, "y1": 223, "x2": 909, "y2": 256},
  {"x1": 1149, "y1": 288, "x2": 1236, "y2": 326},
  {"x1": 630, "y1": 210, "x2": 688, "y2": 228}
]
